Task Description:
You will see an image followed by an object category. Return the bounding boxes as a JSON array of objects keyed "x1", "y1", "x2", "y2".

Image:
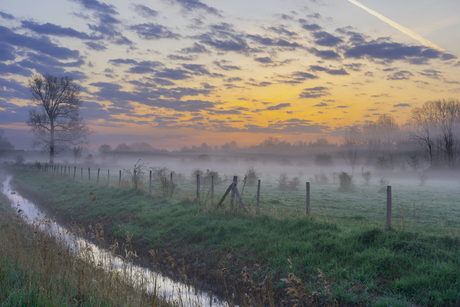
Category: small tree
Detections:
[
  {"x1": 71, "y1": 146, "x2": 83, "y2": 164},
  {"x1": 27, "y1": 74, "x2": 92, "y2": 165},
  {"x1": 338, "y1": 172, "x2": 353, "y2": 192}
]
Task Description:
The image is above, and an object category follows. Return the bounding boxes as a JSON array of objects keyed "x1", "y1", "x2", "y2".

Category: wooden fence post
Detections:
[
  {"x1": 134, "y1": 170, "x2": 137, "y2": 190},
  {"x1": 97, "y1": 168, "x2": 100, "y2": 185},
  {"x1": 119, "y1": 170, "x2": 121, "y2": 186},
  {"x1": 257, "y1": 179, "x2": 261, "y2": 214},
  {"x1": 230, "y1": 176, "x2": 237, "y2": 211},
  {"x1": 74, "y1": 166, "x2": 76, "y2": 180},
  {"x1": 88, "y1": 167, "x2": 90, "y2": 181},
  {"x1": 196, "y1": 174, "x2": 200, "y2": 205},
  {"x1": 149, "y1": 170, "x2": 152, "y2": 193},
  {"x1": 386, "y1": 186, "x2": 392, "y2": 229},
  {"x1": 211, "y1": 175, "x2": 214, "y2": 207},
  {"x1": 306, "y1": 182, "x2": 311, "y2": 216},
  {"x1": 81, "y1": 167, "x2": 83, "y2": 180},
  {"x1": 107, "y1": 169, "x2": 110, "y2": 185},
  {"x1": 170, "y1": 173, "x2": 173, "y2": 198}
]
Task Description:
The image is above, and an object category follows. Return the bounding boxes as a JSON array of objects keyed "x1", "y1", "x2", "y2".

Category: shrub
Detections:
[
  {"x1": 15, "y1": 155, "x2": 25, "y2": 165},
  {"x1": 123, "y1": 159, "x2": 147, "y2": 190},
  {"x1": 278, "y1": 173, "x2": 288, "y2": 190},
  {"x1": 288, "y1": 176, "x2": 301, "y2": 190},
  {"x1": 315, "y1": 153, "x2": 333, "y2": 167},
  {"x1": 338, "y1": 172, "x2": 353, "y2": 191},
  {"x1": 203, "y1": 169, "x2": 221, "y2": 185},
  {"x1": 191, "y1": 169, "x2": 203, "y2": 182},
  {"x1": 361, "y1": 171, "x2": 372, "y2": 185},
  {"x1": 314, "y1": 172, "x2": 329, "y2": 185},
  {"x1": 244, "y1": 166, "x2": 258, "y2": 186},
  {"x1": 407, "y1": 155, "x2": 420, "y2": 171},
  {"x1": 378, "y1": 177, "x2": 389, "y2": 193}
]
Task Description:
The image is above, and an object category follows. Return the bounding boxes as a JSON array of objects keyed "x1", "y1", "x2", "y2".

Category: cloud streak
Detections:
[{"x1": 348, "y1": 0, "x2": 446, "y2": 53}]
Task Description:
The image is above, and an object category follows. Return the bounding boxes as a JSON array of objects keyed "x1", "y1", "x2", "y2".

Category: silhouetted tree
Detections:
[
  {"x1": 27, "y1": 74, "x2": 91, "y2": 165},
  {"x1": 0, "y1": 129, "x2": 14, "y2": 156},
  {"x1": 341, "y1": 126, "x2": 361, "y2": 174}
]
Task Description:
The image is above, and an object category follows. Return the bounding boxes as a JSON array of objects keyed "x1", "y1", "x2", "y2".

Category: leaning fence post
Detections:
[
  {"x1": 257, "y1": 179, "x2": 261, "y2": 214},
  {"x1": 97, "y1": 168, "x2": 100, "y2": 185},
  {"x1": 196, "y1": 174, "x2": 200, "y2": 205},
  {"x1": 230, "y1": 176, "x2": 237, "y2": 211},
  {"x1": 88, "y1": 167, "x2": 90, "y2": 181},
  {"x1": 386, "y1": 186, "x2": 392, "y2": 229},
  {"x1": 149, "y1": 170, "x2": 152, "y2": 193},
  {"x1": 306, "y1": 182, "x2": 311, "y2": 216},
  {"x1": 211, "y1": 175, "x2": 214, "y2": 207},
  {"x1": 170, "y1": 173, "x2": 173, "y2": 198}
]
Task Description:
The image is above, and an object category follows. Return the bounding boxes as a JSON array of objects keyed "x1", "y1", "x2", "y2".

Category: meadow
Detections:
[{"x1": 3, "y1": 160, "x2": 460, "y2": 306}]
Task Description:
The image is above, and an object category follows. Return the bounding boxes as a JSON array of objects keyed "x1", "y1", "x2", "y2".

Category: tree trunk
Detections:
[{"x1": 50, "y1": 122, "x2": 55, "y2": 165}]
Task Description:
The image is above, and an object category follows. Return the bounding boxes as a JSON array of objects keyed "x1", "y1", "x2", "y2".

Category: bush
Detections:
[
  {"x1": 338, "y1": 172, "x2": 353, "y2": 191},
  {"x1": 15, "y1": 155, "x2": 25, "y2": 165},
  {"x1": 244, "y1": 166, "x2": 258, "y2": 186},
  {"x1": 288, "y1": 176, "x2": 301, "y2": 190},
  {"x1": 203, "y1": 169, "x2": 221, "y2": 185},
  {"x1": 123, "y1": 159, "x2": 147, "y2": 190},
  {"x1": 378, "y1": 177, "x2": 389, "y2": 193},
  {"x1": 191, "y1": 169, "x2": 204, "y2": 182},
  {"x1": 361, "y1": 171, "x2": 372, "y2": 185},
  {"x1": 278, "y1": 173, "x2": 288, "y2": 190},
  {"x1": 314, "y1": 172, "x2": 329, "y2": 185},
  {"x1": 315, "y1": 153, "x2": 333, "y2": 167}
]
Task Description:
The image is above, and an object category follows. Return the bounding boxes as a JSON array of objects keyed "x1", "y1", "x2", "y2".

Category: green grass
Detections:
[{"x1": 6, "y1": 166, "x2": 460, "y2": 306}]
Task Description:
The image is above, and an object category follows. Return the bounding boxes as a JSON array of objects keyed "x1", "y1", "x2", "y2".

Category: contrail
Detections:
[{"x1": 348, "y1": 0, "x2": 446, "y2": 53}]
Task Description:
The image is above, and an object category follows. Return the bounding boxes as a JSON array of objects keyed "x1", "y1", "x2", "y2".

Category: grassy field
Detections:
[{"x1": 4, "y1": 164, "x2": 460, "y2": 306}]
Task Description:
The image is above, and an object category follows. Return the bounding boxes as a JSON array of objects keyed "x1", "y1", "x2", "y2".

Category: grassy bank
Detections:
[
  {"x1": 0, "y1": 171, "x2": 173, "y2": 306},
  {"x1": 6, "y1": 166, "x2": 460, "y2": 306}
]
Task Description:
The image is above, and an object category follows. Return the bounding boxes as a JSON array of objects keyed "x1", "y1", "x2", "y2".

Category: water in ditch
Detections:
[{"x1": 2, "y1": 175, "x2": 228, "y2": 307}]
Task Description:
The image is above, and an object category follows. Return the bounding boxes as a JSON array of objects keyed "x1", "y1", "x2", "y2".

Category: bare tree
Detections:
[
  {"x1": 341, "y1": 126, "x2": 361, "y2": 174},
  {"x1": 27, "y1": 74, "x2": 91, "y2": 165},
  {"x1": 71, "y1": 146, "x2": 83, "y2": 164},
  {"x1": 408, "y1": 99, "x2": 460, "y2": 167}
]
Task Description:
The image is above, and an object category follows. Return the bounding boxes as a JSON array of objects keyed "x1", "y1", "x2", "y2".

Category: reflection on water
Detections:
[{"x1": 2, "y1": 175, "x2": 227, "y2": 307}]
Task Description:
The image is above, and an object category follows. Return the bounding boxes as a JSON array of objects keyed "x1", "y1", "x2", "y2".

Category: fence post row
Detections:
[{"x1": 386, "y1": 186, "x2": 392, "y2": 229}]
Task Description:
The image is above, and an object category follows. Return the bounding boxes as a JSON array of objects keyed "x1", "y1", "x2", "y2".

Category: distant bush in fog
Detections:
[
  {"x1": 315, "y1": 153, "x2": 333, "y2": 167},
  {"x1": 338, "y1": 172, "x2": 353, "y2": 192},
  {"x1": 245, "y1": 166, "x2": 258, "y2": 186}
]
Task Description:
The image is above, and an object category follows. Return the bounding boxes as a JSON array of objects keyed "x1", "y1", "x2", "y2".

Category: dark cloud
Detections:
[
  {"x1": 344, "y1": 41, "x2": 455, "y2": 64},
  {"x1": 266, "y1": 103, "x2": 290, "y2": 110},
  {"x1": 0, "y1": 11, "x2": 14, "y2": 20},
  {"x1": 72, "y1": 0, "x2": 118, "y2": 15},
  {"x1": 309, "y1": 65, "x2": 348, "y2": 75},
  {"x1": 129, "y1": 23, "x2": 180, "y2": 39},
  {"x1": 247, "y1": 34, "x2": 302, "y2": 48},
  {"x1": 314, "y1": 102, "x2": 328, "y2": 107},
  {"x1": 167, "y1": 0, "x2": 221, "y2": 16},
  {"x1": 266, "y1": 25, "x2": 297, "y2": 37},
  {"x1": 312, "y1": 31, "x2": 343, "y2": 47},
  {"x1": 0, "y1": 62, "x2": 33, "y2": 77},
  {"x1": 167, "y1": 54, "x2": 196, "y2": 61},
  {"x1": 0, "y1": 77, "x2": 29, "y2": 100},
  {"x1": 299, "y1": 19, "x2": 322, "y2": 31},
  {"x1": 0, "y1": 42, "x2": 16, "y2": 61},
  {"x1": 213, "y1": 60, "x2": 240, "y2": 71},
  {"x1": 199, "y1": 35, "x2": 249, "y2": 53},
  {"x1": 387, "y1": 70, "x2": 413, "y2": 80},
  {"x1": 308, "y1": 48, "x2": 341, "y2": 60},
  {"x1": 155, "y1": 68, "x2": 191, "y2": 80},
  {"x1": 299, "y1": 86, "x2": 330, "y2": 98},
  {"x1": 21, "y1": 20, "x2": 99, "y2": 40},
  {"x1": 0, "y1": 26, "x2": 79, "y2": 59},
  {"x1": 254, "y1": 57, "x2": 272, "y2": 63},
  {"x1": 133, "y1": 4, "x2": 158, "y2": 18},
  {"x1": 245, "y1": 80, "x2": 272, "y2": 87},
  {"x1": 180, "y1": 43, "x2": 210, "y2": 54},
  {"x1": 109, "y1": 58, "x2": 139, "y2": 65},
  {"x1": 419, "y1": 69, "x2": 441, "y2": 79},
  {"x1": 85, "y1": 41, "x2": 107, "y2": 51},
  {"x1": 276, "y1": 71, "x2": 319, "y2": 84},
  {"x1": 393, "y1": 103, "x2": 411, "y2": 107},
  {"x1": 343, "y1": 63, "x2": 363, "y2": 71}
]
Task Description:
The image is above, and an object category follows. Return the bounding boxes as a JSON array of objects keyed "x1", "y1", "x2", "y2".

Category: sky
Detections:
[{"x1": 0, "y1": 0, "x2": 459, "y2": 151}]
